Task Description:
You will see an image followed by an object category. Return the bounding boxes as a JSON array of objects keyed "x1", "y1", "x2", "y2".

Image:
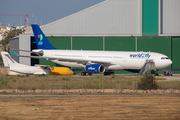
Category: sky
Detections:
[{"x1": 0, "y1": 0, "x2": 105, "y2": 27}]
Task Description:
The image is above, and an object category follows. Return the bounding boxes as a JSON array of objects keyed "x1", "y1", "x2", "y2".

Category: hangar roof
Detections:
[{"x1": 26, "y1": 0, "x2": 142, "y2": 36}]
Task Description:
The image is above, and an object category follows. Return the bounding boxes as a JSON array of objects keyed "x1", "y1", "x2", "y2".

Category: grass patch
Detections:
[
  {"x1": 155, "y1": 78, "x2": 167, "y2": 80},
  {"x1": 158, "y1": 81, "x2": 180, "y2": 89},
  {"x1": 138, "y1": 74, "x2": 159, "y2": 90},
  {"x1": 0, "y1": 74, "x2": 179, "y2": 90}
]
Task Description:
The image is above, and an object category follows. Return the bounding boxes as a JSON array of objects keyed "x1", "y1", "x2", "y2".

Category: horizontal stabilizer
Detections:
[{"x1": 12, "y1": 49, "x2": 33, "y2": 53}]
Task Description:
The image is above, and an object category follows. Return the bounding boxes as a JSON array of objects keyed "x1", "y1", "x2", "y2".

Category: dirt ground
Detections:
[{"x1": 0, "y1": 96, "x2": 180, "y2": 120}]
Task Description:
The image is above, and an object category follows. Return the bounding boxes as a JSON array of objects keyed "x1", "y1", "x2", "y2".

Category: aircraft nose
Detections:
[
  {"x1": 169, "y1": 59, "x2": 172, "y2": 66},
  {"x1": 71, "y1": 71, "x2": 74, "y2": 75},
  {"x1": 165, "y1": 59, "x2": 172, "y2": 67}
]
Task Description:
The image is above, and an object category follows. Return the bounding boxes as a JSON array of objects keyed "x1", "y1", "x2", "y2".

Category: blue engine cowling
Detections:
[{"x1": 85, "y1": 64, "x2": 105, "y2": 73}]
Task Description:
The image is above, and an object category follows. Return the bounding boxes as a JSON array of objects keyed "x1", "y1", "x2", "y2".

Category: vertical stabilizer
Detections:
[
  {"x1": 1, "y1": 51, "x2": 18, "y2": 67},
  {"x1": 31, "y1": 24, "x2": 57, "y2": 50}
]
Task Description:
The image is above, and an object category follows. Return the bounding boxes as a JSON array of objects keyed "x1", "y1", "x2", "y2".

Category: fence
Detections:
[
  {"x1": 0, "y1": 67, "x2": 9, "y2": 75},
  {"x1": 0, "y1": 74, "x2": 180, "y2": 90}
]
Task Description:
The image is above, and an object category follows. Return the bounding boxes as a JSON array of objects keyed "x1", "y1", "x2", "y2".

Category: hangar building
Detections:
[{"x1": 10, "y1": 0, "x2": 180, "y2": 74}]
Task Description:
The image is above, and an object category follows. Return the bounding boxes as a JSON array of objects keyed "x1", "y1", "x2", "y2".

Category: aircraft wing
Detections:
[
  {"x1": 84, "y1": 60, "x2": 115, "y2": 66},
  {"x1": 12, "y1": 49, "x2": 43, "y2": 55},
  {"x1": 18, "y1": 55, "x2": 48, "y2": 59},
  {"x1": 18, "y1": 55, "x2": 116, "y2": 66},
  {"x1": 13, "y1": 49, "x2": 33, "y2": 53},
  {"x1": 12, "y1": 50, "x2": 116, "y2": 66}
]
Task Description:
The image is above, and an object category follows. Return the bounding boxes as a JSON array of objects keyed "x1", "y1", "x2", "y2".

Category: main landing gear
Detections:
[
  {"x1": 81, "y1": 71, "x2": 115, "y2": 76},
  {"x1": 81, "y1": 72, "x2": 92, "y2": 76},
  {"x1": 103, "y1": 71, "x2": 115, "y2": 76}
]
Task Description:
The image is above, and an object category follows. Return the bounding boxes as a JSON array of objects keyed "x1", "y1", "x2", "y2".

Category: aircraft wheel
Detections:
[
  {"x1": 81, "y1": 72, "x2": 85, "y2": 76},
  {"x1": 88, "y1": 73, "x2": 92, "y2": 76},
  {"x1": 41, "y1": 74, "x2": 45, "y2": 77},
  {"x1": 85, "y1": 72, "x2": 89, "y2": 76},
  {"x1": 104, "y1": 72, "x2": 108, "y2": 76}
]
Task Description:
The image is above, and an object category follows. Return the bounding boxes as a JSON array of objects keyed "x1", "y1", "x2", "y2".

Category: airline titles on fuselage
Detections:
[{"x1": 129, "y1": 53, "x2": 151, "y2": 59}]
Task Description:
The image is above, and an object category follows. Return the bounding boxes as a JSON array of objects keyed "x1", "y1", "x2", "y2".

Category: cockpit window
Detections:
[
  {"x1": 161, "y1": 57, "x2": 169, "y2": 60},
  {"x1": 67, "y1": 69, "x2": 71, "y2": 71}
]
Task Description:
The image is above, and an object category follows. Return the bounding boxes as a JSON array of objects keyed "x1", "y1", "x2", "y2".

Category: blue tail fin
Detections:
[{"x1": 31, "y1": 24, "x2": 57, "y2": 50}]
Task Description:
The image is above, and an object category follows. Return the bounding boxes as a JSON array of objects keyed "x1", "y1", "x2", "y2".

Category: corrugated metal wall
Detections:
[
  {"x1": 143, "y1": 0, "x2": 158, "y2": 35},
  {"x1": 47, "y1": 37, "x2": 71, "y2": 50},
  {"x1": 72, "y1": 37, "x2": 103, "y2": 50},
  {"x1": 159, "y1": 0, "x2": 180, "y2": 36},
  {"x1": 171, "y1": 37, "x2": 180, "y2": 73},
  {"x1": 137, "y1": 37, "x2": 171, "y2": 59},
  {"x1": 41, "y1": 0, "x2": 142, "y2": 36},
  {"x1": 105, "y1": 37, "x2": 135, "y2": 51}
]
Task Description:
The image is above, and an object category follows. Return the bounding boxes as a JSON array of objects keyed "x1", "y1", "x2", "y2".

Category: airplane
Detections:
[
  {"x1": 1, "y1": 51, "x2": 48, "y2": 75},
  {"x1": 1, "y1": 51, "x2": 74, "y2": 76},
  {"x1": 14, "y1": 24, "x2": 172, "y2": 76},
  {"x1": 49, "y1": 66, "x2": 74, "y2": 76}
]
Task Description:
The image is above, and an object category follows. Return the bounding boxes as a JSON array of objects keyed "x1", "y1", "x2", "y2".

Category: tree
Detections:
[
  {"x1": 0, "y1": 55, "x2": 3, "y2": 66},
  {"x1": 0, "y1": 29, "x2": 23, "y2": 51}
]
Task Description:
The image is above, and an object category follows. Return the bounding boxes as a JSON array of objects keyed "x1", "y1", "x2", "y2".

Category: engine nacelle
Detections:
[
  {"x1": 85, "y1": 64, "x2": 105, "y2": 73},
  {"x1": 32, "y1": 49, "x2": 44, "y2": 56}
]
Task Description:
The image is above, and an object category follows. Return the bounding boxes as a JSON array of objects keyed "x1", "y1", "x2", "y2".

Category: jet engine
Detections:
[{"x1": 85, "y1": 64, "x2": 105, "y2": 73}]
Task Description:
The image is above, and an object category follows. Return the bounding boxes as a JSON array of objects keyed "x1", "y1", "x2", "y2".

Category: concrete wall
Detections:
[
  {"x1": 19, "y1": 34, "x2": 31, "y2": 65},
  {"x1": 41, "y1": 0, "x2": 142, "y2": 36}
]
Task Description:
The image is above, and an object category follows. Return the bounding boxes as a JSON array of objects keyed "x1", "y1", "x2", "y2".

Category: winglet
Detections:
[{"x1": 31, "y1": 24, "x2": 57, "y2": 50}]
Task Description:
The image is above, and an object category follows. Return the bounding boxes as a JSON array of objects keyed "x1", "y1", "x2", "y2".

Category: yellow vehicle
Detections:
[{"x1": 49, "y1": 67, "x2": 74, "y2": 76}]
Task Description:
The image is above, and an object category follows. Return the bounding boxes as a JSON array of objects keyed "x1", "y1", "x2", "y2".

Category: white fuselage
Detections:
[
  {"x1": 39, "y1": 50, "x2": 172, "y2": 70},
  {"x1": 1, "y1": 51, "x2": 48, "y2": 75},
  {"x1": 10, "y1": 64, "x2": 47, "y2": 75}
]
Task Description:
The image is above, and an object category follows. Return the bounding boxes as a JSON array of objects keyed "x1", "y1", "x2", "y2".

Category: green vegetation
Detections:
[
  {"x1": 0, "y1": 74, "x2": 140, "y2": 90},
  {"x1": 158, "y1": 81, "x2": 180, "y2": 89},
  {"x1": 138, "y1": 74, "x2": 159, "y2": 90},
  {"x1": 0, "y1": 74, "x2": 179, "y2": 90},
  {"x1": 0, "y1": 29, "x2": 23, "y2": 66},
  {"x1": 0, "y1": 55, "x2": 3, "y2": 66},
  {"x1": 0, "y1": 78, "x2": 8, "y2": 88},
  {"x1": 0, "y1": 29, "x2": 23, "y2": 51}
]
